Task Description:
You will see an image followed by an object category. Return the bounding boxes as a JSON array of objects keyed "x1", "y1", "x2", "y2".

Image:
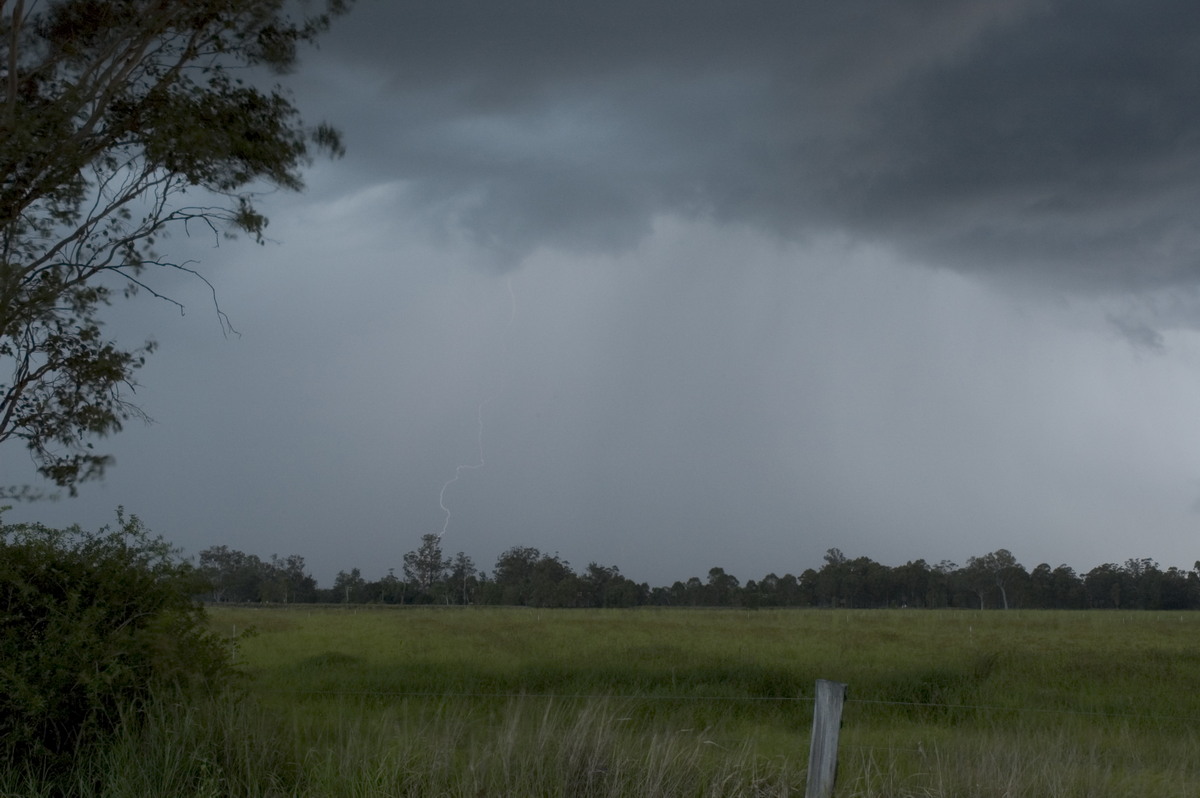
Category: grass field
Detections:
[{"x1": 13, "y1": 607, "x2": 1200, "y2": 796}]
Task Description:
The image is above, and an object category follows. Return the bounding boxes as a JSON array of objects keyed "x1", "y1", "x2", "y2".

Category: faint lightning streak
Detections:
[
  {"x1": 437, "y1": 400, "x2": 487, "y2": 539},
  {"x1": 436, "y1": 277, "x2": 516, "y2": 540}
]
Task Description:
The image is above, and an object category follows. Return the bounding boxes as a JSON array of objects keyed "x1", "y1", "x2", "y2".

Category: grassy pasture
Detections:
[
  {"x1": 12, "y1": 607, "x2": 1200, "y2": 796},
  {"x1": 207, "y1": 606, "x2": 1200, "y2": 796}
]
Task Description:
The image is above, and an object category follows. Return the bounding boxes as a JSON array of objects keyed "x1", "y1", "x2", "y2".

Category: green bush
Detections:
[{"x1": 0, "y1": 509, "x2": 234, "y2": 766}]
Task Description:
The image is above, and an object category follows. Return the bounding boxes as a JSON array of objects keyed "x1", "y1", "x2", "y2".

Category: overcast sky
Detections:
[{"x1": 8, "y1": 0, "x2": 1200, "y2": 587}]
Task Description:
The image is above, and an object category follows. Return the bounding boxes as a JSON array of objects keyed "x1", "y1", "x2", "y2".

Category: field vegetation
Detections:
[{"x1": 9, "y1": 606, "x2": 1198, "y2": 796}]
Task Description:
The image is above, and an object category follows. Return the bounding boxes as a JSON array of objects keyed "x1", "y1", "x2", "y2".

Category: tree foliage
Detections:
[
  {"x1": 198, "y1": 544, "x2": 316, "y2": 602},
  {"x1": 403, "y1": 533, "x2": 449, "y2": 594},
  {"x1": 965, "y1": 549, "x2": 1022, "y2": 609},
  {"x1": 0, "y1": 0, "x2": 352, "y2": 494},
  {"x1": 188, "y1": 537, "x2": 1200, "y2": 611},
  {"x1": 0, "y1": 509, "x2": 233, "y2": 766}
]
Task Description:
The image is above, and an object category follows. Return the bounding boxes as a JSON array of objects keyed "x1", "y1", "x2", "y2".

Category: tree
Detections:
[
  {"x1": 403, "y1": 533, "x2": 449, "y2": 597},
  {"x1": 929, "y1": 560, "x2": 958, "y2": 608},
  {"x1": 1084, "y1": 563, "x2": 1125, "y2": 609},
  {"x1": 489, "y1": 545, "x2": 541, "y2": 605},
  {"x1": 447, "y1": 551, "x2": 477, "y2": 605},
  {"x1": 581, "y1": 563, "x2": 641, "y2": 608},
  {"x1": 1, "y1": 0, "x2": 352, "y2": 495},
  {"x1": 1049, "y1": 564, "x2": 1086, "y2": 609},
  {"x1": 966, "y1": 549, "x2": 1024, "y2": 609},
  {"x1": 197, "y1": 543, "x2": 262, "y2": 602},
  {"x1": 480, "y1": 546, "x2": 583, "y2": 607},
  {"x1": 1160, "y1": 566, "x2": 1191, "y2": 610},
  {"x1": 893, "y1": 559, "x2": 932, "y2": 608},
  {"x1": 530, "y1": 553, "x2": 578, "y2": 607},
  {"x1": 265, "y1": 553, "x2": 316, "y2": 603},
  {"x1": 332, "y1": 567, "x2": 365, "y2": 604},
  {"x1": 775, "y1": 572, "x2": 803, "y2": 606},
  {"x1": 0, "y1": 510, "x2": 233, "y2": 767},
  {"x1": 196, "y1": 545, "x2": 314, "y2": 603},
  {"x1": 373, "y1": 568, "x2": 403, "y2": 604},
  {"x1": 815, "y1": 548, "x2": 850, "y2": 607},
  {"x1": 705, "y1": 566, "x2": 740, "y2": 606}
]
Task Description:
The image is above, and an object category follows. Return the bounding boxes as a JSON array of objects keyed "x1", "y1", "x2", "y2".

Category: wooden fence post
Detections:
[{"x1": 805, "y1": 679, "x2": 847, "y2": 798}]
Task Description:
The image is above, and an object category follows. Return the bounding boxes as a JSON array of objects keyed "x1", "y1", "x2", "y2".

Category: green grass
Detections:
[{"x1": 10, "y1": 607, "x2": 1200, "y2": 796}]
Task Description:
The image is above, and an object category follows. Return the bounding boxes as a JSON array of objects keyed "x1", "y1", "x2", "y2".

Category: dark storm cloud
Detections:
[
  {"x1": 15, "y1": 0, "x2": 1200, "y2": 590},
  {"x1": 317, "y1": 0, "x2": 1200, "y2": 290},
  {"x1": 842, "y1": 1, "x2": 1200, "y2": 290}
]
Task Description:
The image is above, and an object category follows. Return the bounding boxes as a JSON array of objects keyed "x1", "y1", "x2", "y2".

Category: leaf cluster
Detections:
[
  {"x1": 0, "y1": 509, "x2": 235, "y2": 766},
  {"x1": 0, "y1": 0, "x2": 352, "y2": 491}
]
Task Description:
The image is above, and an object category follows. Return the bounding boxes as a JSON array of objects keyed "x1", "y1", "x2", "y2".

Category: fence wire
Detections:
[{"x1": 247, "y1": 686, "x2": 1200, "y2": 725}]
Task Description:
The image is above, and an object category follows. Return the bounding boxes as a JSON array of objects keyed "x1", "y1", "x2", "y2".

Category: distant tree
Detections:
[
  {"x1": 1084, "y1": 563, "x2": 1125, "y2": 609},
  {"x1": 481, "y1": 547, "x2": 580, "y2": 607},
  {"x1": 662, "y1": 580, "x2": 684, "y2": 606},
  {"x1": 824, "y1": 548, "x2": 847, "y2": 566},
  {"x1": 530, "y1": 554, "x2": 578, "y2": 607},
  {"x1": 579, "y1": 564, "x2": 641, "y2": 608},
  {"x1": 848, "y1": 556, "x2": 891, "y2": 608},
  {"x1": 706, "y1": 566, "x2": 740, "y2": 606},
  {"x1": 266, "y1": 553, "x2": 317, "y2": 603},
  {"x1": 647, "y1": 585, "x2": 672, "y2": 605},
  {"x1": 815, "y1": 549, "x2": 888, "y2": 607},
  {"x1": 754, "y1": 572, "x2": 780, "y2": 606},
  {"x1": 892, "y1": 559, "x2": 932, "y2": 608},
  {"x1": 1122, "y1": 558, "x2": 1162, "y2": 610},
  {"x1": 332, "y1": 567, "x2": 366, "y2": 604},
  {"x1": 965, "y1": 549, "x2": 1024, "y2": 609},
  {"x1": 403, "y1": 533, "x2": 449, "y2": 597},
  {"x1": 0, "y1": 0, "x2": 353, "y2": 496},
  {"x1": 794, "y1": 569, "x2": 817, "y2": 606},
  {"x1": 190, "y1": 538, "x2": 1200, "y2": 613},
  {"x1": 776, "y1": 573, "x2": 804, "y2": 606},
  {"x1": 742, "y1": 579, "x2": 763, "y2": 609},
  {"x1": 582, "y1": 563, "x2": 621, "y2": 608},
  {"x1": 813, "y1": 562, "x2": 840, "y2": 607},
  {"x1": 448, "y1": 551, "x2": 477, "y2": 605},
  {"x1": 1160, "y1": 566, "x2": 1191, "y2": 610},
  {"x1": 197, "y1": 544, "x2": 262, "y2": 602},
  {"x1": 632, "y1": 581, "x2": 651, "y2": 606},
  {"x1": 376, "y1": 568, "x2": 404, "y2": 603},
  {"x1": 1049, "y1": 564, "x2": 1086, "y2": 609},
  {"x1": 1028, "y1": 563, "x2": 1054, "y2": 608},
  {"x1": 197, "y1": 546, "x2": 314, "y2": 603},
  {"x1": 1188, "y1": 563, "x2": 1200, "y2": 608},
  {"x1": 490, "y1": 546, "x2": 541, "y2": 605},
  {"x1": 961, "y1": 560, "x2": 992, "y2": 609},
  {"x1": 928, "y1": 560, "x2": 958, "y2": 608}
]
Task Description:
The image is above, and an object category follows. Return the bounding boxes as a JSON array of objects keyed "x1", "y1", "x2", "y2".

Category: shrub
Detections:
[{"x1": 0, "y1": 509, "x2": 234, "y2": 766}]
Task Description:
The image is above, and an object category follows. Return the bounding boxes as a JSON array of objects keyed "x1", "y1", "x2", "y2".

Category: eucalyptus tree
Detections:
[
  {"x1": 403, "y1": 533, "x2": 450, "y2": 598},
  {"x1": 965, "y1": 549, "x2": 1025, "y2": 609},
  {"x1": 1, "y1": 0, "x2": 351, "y2": 495},
  {"x1": 447, "y1": 550, "x2": 477, "y2": 605}
]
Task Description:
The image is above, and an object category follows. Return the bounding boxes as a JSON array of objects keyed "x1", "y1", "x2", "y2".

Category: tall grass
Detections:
[
  {"x1": 8, "y1": 607, "x2": 1200, "y2": 796},
  {"x1": 0, "y1": 689, "x2": 800, "y2": 797}
]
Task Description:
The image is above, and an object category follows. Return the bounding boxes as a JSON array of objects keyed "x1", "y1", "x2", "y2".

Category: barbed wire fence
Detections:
[{"x1": 247, "y1": 686, "x2": 1200, "y2": 723}]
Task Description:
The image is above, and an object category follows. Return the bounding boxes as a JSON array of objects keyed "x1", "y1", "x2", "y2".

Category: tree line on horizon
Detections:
[{"x1": 197, "y1": 536, "x2": 1200, "y2": 611}]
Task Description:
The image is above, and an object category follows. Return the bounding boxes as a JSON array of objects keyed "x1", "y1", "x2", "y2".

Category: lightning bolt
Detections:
[
  {"x1": 437, "y1": 400, "x2": 487, "y2": 538},
  {"x1": 436, "y1": 276, "x2": 516, "y2": 540}
]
